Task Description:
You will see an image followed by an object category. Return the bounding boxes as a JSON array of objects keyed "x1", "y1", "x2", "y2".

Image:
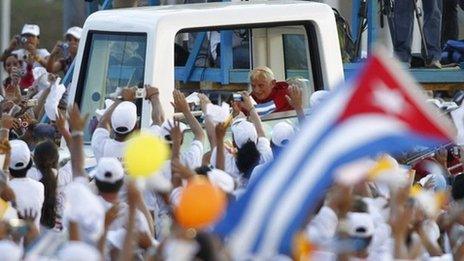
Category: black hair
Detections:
[
  {"x1": 452, "y1": 173, "x2": 464, "y2": 200},
  {"x1": 2, "y1": 53, "x2": 19, "y2": 70},
  {"x1": 9, "y1": 160, "x2": 33, "y2": 178},
  {"x1": 195, "y1": 165, "x2": 212, "y2": 176},
  {"x1": 95, "y1": 179, "x2": 124, "y2": 193},
  {"x1": 195, "y1": 232, "x2": 217, "y2": 261},
  {"x1": 33, "y1": 140, "x2": 58, "y2": 229},
  {"x1": 235, "y1": 140, "x2": 261, "y2": 180}
]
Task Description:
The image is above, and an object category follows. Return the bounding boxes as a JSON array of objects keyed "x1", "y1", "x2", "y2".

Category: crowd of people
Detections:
[{"x1": 1, "y1": 17, "x2": 464, "y2": 261}]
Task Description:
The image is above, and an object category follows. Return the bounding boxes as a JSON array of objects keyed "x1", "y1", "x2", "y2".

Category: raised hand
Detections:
[
  {"x1": 67, "y1": 104, "x2": 88, "y2": 132},
  {"x1": 172, "y1": 90, "x2": 189, "y2": 113},
  {"x1": 144, "y1": 85, "x2": 160, "y2": 100},
  {"x1": 285, "y1": 85, "x2": 303, "y2": 111},
  {"x1": 198, "y1": 93, "x2": 211, "y2": 114}
]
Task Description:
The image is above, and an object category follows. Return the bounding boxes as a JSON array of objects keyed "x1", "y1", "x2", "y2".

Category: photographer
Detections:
[
  {"x1": 47, "y1": 26, "x2": 82, "y2": 74},
  {"x1": 1, "y1": 24, "x2": 50, "y2": 89}
]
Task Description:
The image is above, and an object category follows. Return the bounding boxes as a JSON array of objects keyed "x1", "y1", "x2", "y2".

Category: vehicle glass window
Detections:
[
  {"x1": 78, "y1": 32, "x2": 147, "y2": 141},
  {"x1": 174, "y1": 24, "x2": 318, "y2": 117},
  {"x1": 283, "y1": 34, "x2": 309, "y2": 79}
]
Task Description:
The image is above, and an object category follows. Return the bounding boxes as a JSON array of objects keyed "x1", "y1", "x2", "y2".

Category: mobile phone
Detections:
[
  {"x1": 8, "y1": 105, "x2": 22, "y2": 117},
  {"x1": 232, "y1": 93, "x2": 243, "y2": 102},
  {"x1": 135, "y1": 88, "x2": 146, "y2": 99}
]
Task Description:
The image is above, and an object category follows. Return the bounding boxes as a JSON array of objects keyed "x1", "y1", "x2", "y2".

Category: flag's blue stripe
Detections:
[
  {"x1": 213, "y1": 120, "x2": 336, "y2": 237},
  {"x1": 214, "y1": 81, "x2": 354, "y2": 237},
  {"x1": 249, "y1": 123, "x2": 338, "y2": 252},
  {"x1": 275, "y1": 133, "x2": 447, "y2": 254}
]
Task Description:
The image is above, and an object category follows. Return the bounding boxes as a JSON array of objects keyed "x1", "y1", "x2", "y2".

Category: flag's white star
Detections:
[{"x1": 372, "y1": 81, "x2": 408, "y2": 115}]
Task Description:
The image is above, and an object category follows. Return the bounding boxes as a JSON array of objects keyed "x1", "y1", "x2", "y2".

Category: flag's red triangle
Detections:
[{"x1": 338, "y1": 53, "x2": 454, "y2": 141}]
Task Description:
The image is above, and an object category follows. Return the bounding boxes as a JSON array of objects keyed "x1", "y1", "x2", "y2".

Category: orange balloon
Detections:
[{"x1": 175, "y1": 176, "x2": 227, "y2": 229}]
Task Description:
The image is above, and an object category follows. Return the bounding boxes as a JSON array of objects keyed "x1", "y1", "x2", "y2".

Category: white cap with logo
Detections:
[
  {"x1": 271, "y1": 122, "x2": 295, "y2": 147},
  {"x1": 91, "y1": 157, "x2": 124, "y2": 183},
  {"x1": 65, "y1": 26, "x2": 83, "y2": 40},
  {"x1": 21, "y1": 24, "x2": 40, "y2": 36},
  {"x1": 346, "y1": 212, "x2": 375, "y2": 238},
  {"x1": 231, "y1": 119, "x2": 257, "y2": 148},
  {"x1": 9, "y1": 140, "x2": 31, "y2": 170},
  {"x1": 160, "y1": 119, "x2": 188, "y2": 140},
  {"x1": 111, "y1": 101, "x2": 137, "y2": 134}
]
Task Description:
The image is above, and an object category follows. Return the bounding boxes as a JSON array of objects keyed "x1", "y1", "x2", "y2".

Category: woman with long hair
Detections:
[{"x1": 32, "y1": 140, "x2": 59, "y2": 229}]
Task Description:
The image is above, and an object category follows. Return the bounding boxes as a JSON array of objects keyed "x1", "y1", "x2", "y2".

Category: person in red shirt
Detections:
[{"x1": 249, "y1": 66, "x2": 293, "y2": 112}]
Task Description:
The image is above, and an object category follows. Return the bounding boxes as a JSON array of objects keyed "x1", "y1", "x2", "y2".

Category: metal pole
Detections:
[{"x1": 1, "y1": 0, "x2": 11, "y2": 82}]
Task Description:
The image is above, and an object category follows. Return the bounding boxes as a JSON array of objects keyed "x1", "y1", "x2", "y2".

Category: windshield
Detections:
[{"x1": 77, "y1": 32, "x2": 147, "y2": 141}]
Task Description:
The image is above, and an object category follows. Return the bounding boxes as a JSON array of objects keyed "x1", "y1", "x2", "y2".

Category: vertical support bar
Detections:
[
  {"x1": 183, "y1": 32, "x2": 207, "y2": 83},
  {"x1": 101, "y1": 0, "x2": 113, "y2": 10},
  {"x1": 62, "y1": 61, "x2": 75, "y2": 88},
  {"x1": 1, "y1": 0, "x2": 11, "y2": 82},
  {"x1": 148, "y1": 0, "x2": 160, "y2": 6},
  {"x1": 86, "y1": 0, "x2": 99, "y2": 16},
  {"x1": 367, "y1": 0, "x2": 378, "y2": 55},
  {"x1": 220, "y1": 30, "x2": 233, "y2": 85},
  {"x1": 351, "y1": 0, "x2": 361, "y2": 41}
]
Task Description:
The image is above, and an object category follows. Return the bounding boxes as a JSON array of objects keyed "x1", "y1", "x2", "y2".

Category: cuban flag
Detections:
[{"x1": 213, "y1": 49, "x2": 455, "y2": 258}]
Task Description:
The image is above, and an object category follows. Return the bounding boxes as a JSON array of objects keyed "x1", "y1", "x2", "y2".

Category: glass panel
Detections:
[
  {"x1": 79, "y1": 32, "x2": 147, "y2": 141},
  {"x1": 283, "y1": 33, "x2": 314, "y2": 109}
]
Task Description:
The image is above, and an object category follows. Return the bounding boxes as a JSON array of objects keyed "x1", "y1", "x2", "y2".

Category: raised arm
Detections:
[
  {"x1": 172, "y1": 90, "x2": 204, "y2": 142},
  {"x1": 67, "y1": 104, "x2": 89, "y2": 179},
  {"x1": 198, "y1": 93, "x2": 216, "y2": 148},
  {"x1": 97, "y1": 88, "x2": 136, "y2": 130},
  {"x1": 241, "y1": 92, "x2": 266, "y2": 138},
  {"x1": 286, "y1": 85, "x2": 305, "y2": 124},
  {"x1": 145, "y1": 85, "x2": 164, "y2": 126},
  {"x1": 214, "y1": 121, "x2": 229, "y2": 171},
  {"x1": 46, "y1": 42, "x2": 64, "y2": 73}
]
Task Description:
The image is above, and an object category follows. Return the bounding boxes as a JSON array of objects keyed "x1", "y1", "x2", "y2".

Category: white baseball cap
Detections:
[
  {"x1": 21, "y1": 24, "x2": 40, "y2": 36},
  {"x1": 65, "y1": 26, "x2": 82, "y2": 40},
  {"x1": 91, "y1": 157, "x2": 124, "y2": 183},
  {"x1": 0, "y1": 240, "x2": 22, "y2": 261},
  {"x1": 271, "y1": 122, "x2": 295, "y2": 147},
  {"x1": 207, "y1": 168, "x2": 235, "y2": 193},
  {"x1": 58, "y1": 242, "x2": 101, "y2": 261},
  {"x1": 346, "y1": 212, "x2": 375, "y2": 238},
  {"x1": 231, "y1": 119, "x2": 257, "y2": 148},
  {"x1": 9, "y1": 140, "x2": 31, "y2": 170},
  {"x1": 160, "y1": 119, "x2": 188, "y2": 140},
  {"x1": 309, "y1": 90, "x2": 329, "y2": 108},
  {"x1": 111, "y1": 101, "x2": 137, "y2": 134}
]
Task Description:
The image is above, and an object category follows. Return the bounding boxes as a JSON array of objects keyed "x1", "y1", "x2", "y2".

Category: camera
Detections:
[
  {"x1": 59, "y1": 42, "x2": 69, "y2": 57},
  {"x1": 232, "y1": 93, "x2": 243, "y2": 102},
  {"x1": 15, "y1": 35, "x2": 28, "y2": 46},
  {"x1": 135, "y1": 88, "x2": 146, "y2": 99}
]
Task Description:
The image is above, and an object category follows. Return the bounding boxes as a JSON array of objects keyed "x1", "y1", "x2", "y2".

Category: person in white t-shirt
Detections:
[
  {"x1": 1, "y1": 24, "x2": 49, "y2": 68},
  {"x1": 27, "y1": 140, "x2": 72, "y2": 230},
  {"x1": 90, "y1": 157, "x2": 153, "y2": 256},
  {"x1": 8, "y1": 139, "x2": 44, "y2": 229},
  {"x1": 91, "y1": 88, "x2": 138, "y2": 162}
]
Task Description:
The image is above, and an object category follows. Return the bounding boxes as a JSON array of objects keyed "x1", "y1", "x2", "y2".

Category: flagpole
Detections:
[{"x1": 1, "y1": 0, "x2": 11, "y2": 82}]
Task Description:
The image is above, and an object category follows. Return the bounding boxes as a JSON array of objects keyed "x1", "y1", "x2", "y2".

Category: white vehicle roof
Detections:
[{"x1": 69, "y1": 0, "x2": 343, "y2": 126}]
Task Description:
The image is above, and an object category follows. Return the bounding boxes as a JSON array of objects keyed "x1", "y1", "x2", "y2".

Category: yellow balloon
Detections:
[{"x1": 124, "y1": 132, "x2": 170, "y2": 178}]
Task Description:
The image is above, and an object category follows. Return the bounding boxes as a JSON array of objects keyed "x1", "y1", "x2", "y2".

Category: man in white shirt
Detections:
[
  {"x1": 8, "y1": 139, "x2": 44, "y2": 228},
  {"x1": 1, "y1": 24, "x2": 50, "y2": 68},
  {"x1": 91, "y1": 88, "x2": 137, "y2": 162},
  {"x1": 90, "y1": 157, "x2": 152, "y2": 254}
]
